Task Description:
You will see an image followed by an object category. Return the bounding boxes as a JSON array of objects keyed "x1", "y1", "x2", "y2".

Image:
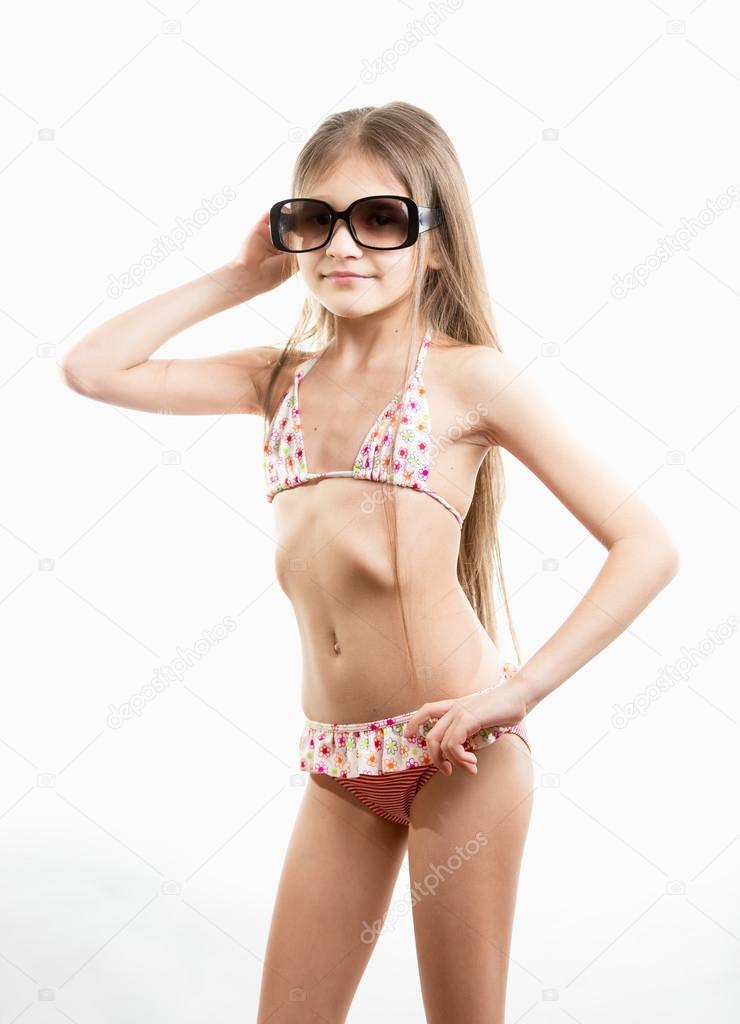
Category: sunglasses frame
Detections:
[{"x1": 269, "y1": 194, "x2": 444, "y2": 253}]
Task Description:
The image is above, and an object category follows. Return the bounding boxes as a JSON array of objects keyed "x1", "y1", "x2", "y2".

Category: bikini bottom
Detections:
[{"x1": 298, "y1": 662, "x2": 531, "y2": 827}]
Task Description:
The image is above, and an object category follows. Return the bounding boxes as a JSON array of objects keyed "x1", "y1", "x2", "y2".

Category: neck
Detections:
[{"x1": 328, "y1": 313, "x2": 428, "y2": 372}]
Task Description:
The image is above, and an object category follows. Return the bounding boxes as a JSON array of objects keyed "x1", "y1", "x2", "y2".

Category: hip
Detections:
[{"x1": 299, "y1": 661, "x2": 531, "y2": 779}]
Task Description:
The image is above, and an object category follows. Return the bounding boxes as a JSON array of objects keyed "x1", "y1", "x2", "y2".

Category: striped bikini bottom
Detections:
[{"x1": 298, "y1": 662, "x2": 531, "y2": 827}]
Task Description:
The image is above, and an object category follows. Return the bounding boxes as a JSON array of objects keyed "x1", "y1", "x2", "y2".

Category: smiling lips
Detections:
[{"x1": 323, "y1": 271, "x2": 370, "y2": 281}]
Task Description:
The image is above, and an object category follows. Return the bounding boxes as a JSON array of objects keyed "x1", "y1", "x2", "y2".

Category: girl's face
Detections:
[{"x1": 297, "y1": 152, "x2": 438, "y2": 320}]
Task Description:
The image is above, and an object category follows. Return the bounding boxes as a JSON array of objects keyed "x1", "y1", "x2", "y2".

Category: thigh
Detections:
[
  {"x1": 407, "y1": 733, "x2": 534, "y2": 1024},
  {"x1": 257, "y1": 772, "x2": 409, "y2": 1023}
]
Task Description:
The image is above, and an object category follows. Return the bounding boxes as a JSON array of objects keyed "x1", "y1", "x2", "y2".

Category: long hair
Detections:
[{"x1": 261, "y1": 101, "x2": 522, "y2": 691}]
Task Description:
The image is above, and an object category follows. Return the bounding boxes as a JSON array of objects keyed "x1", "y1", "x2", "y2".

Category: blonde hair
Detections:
[{"x1": 262, "y1": 101, "x2": 522, "y2": 688}]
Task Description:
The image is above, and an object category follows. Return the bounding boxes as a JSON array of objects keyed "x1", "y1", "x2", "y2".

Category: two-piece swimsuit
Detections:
[{"x1": 263, "y1": 325, "x2": 531, "y2": 826}]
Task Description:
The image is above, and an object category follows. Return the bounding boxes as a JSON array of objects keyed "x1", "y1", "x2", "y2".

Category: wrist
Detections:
[
  {"x1": 221, "y1": 260, "x2": 261, "y2": 302},
  {"x1": 513, "y1": 674, "x2": 543, "y2": 716}
]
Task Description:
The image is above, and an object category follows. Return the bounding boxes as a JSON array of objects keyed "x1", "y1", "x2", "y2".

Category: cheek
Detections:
[
  {"x1": 297, "y1": 255, "x2": 320, "y2": 279},
  {"x1": 377, "y1": 251, "x2": 416, "y2": 287}
]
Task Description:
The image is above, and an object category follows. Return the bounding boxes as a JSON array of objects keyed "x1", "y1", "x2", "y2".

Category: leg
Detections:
[
  {"x1": 257, "y1": 772, "x2": 409, "y2": 1023},
  {"x1": 407, "y1": 733, "x2": 534, "y2": 1024}
]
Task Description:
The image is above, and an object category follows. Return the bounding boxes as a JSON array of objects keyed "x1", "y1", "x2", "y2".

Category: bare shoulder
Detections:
[
  {"x1": 436, "y1": 338, "x2": 677, "y2": 555},
  {"x1": 430, "y1": 333, "x2": 506, "y2": 367},
  {"x1": 233, "y1": 342, "x2": 314, "y2": 415},
  {"x1": 429, "y1": 335, "x2": 518, "y2": 415},
  {"x1": 256, "y1": 343, "x2": 323, "y2": 420},
  {"x1": 432, "y1": 335, "x2": 513, "y2": 368},
  {"x1": 439, "y1": 340, "x2": 559, "y2": 452}
]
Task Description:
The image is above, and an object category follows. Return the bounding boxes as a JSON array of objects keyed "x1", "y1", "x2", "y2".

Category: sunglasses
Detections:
[{"x1": 269, "y1": 195, "x2": 443, "y2": 254}]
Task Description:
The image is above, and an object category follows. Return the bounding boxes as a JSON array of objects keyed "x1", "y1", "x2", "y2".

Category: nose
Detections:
[{"x1": 325, "y1": 217, "x2": 362, "y2": 258}]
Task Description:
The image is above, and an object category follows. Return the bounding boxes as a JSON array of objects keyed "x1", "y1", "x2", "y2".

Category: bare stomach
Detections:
[{"x1": 271, "y1": 482, "x2": 506, "y2": 724}]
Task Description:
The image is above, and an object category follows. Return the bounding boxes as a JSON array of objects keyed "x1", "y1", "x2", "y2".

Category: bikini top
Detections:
[{"x1": 262, "y1": 326, "x2": 466, "y2": 528}]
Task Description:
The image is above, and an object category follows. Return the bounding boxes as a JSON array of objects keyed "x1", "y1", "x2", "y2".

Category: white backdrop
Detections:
[{"x1": 2, "y1": 0, "x2": 739, "y2": 1020}]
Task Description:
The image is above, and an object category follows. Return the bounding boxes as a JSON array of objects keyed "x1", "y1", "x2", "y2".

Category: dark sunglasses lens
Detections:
[
  {"x1": 351, "y1": 198, "x2": 409, "y2": 248},
  {"x1": 277, "y1": 200, "x2": 332, "y2": 252}
]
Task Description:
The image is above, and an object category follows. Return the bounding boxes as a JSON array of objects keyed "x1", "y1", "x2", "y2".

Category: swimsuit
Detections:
[
  {"x1": 299, "y1": 663, "x2": 531, "y2": 826},
  {"x1": 262, "y1": 326, "x2": 531, "y2": 825},
  {"x1": 262, "y1": 324, "x2": 467, "y2": 527}
]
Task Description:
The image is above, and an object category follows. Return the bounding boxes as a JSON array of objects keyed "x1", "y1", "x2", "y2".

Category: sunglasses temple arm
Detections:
[{"x1": 418, "y1": 206, "x2": 443, "y2": 231}]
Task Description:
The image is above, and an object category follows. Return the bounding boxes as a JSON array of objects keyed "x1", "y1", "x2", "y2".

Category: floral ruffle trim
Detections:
[{"x1": 299, "y1": 662, "x2": 522, "y2": 779}]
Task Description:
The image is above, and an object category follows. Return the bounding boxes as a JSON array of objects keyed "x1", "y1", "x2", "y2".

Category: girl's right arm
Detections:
[{"x1": 60, "y1": 211, "x2": 295, "y2": 416}]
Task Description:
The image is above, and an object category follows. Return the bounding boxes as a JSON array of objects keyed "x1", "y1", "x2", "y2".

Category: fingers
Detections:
[
  {"x1": 444, "y1": 758, "x2": 476, "y2": 775},
  {"x1": 400, "y1": 701, "x2": 479, "y2": 776},
  {"x1": 439, "y1": 754, "x2": 477, "y2": 776},
  {"x1": 402, "y1": 700, "x2": 452, "y2": 738},
  {"x1": 443, "y1": 745, "x2": 478, "y2": 775},
  {"x1": 401, "y1": 712, "x2": 433, "y2": 739},
  {"x1": 426, "y1": 733, "x2": 479, "y2": 776}
]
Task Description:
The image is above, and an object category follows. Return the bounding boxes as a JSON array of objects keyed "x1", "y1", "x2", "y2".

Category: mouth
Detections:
[{"x1": 322, "y1": 272, "x2": 371, "y2": 280}]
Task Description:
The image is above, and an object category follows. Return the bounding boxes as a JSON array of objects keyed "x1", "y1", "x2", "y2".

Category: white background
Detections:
[{"x1": 2, "y1": 0, "x2": 739, "y2": 1020}]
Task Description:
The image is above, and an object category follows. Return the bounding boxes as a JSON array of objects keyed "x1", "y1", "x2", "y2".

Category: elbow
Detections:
[
  {"x1": 59, "y1": 357, "x2": 100, "y2": 397},
  {"x1": 612, "y1": 532, "x2": 680, "y2": 583},
  {"x1": 667, "y1": 548, "x2": 681, "y2": 580},
  {"x1": 657, "y1": 537, "x2": 680, "y2": 582}
]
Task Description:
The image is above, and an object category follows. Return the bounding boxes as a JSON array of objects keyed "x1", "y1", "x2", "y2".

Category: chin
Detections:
[
  {"x1": 321, "y1": 303, "x2": 377, "y2": 319},
  {"x1": 311, "y1": 288, "x2": 382, "y2": 313}
]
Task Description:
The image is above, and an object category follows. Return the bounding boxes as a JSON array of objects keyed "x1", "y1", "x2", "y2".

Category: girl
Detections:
[{"x1": 62, "y1": 102, "x2": 679, "y2": 1023}]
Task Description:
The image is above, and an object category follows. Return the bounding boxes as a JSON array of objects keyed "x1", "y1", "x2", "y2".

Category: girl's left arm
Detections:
[{"x1": 465, "y1": 346, "x2": 680, "y2": 714}]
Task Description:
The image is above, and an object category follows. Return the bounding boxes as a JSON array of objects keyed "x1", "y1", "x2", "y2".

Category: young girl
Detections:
[{"x1": 62, "y1": 102, "x2": 679, "y2": 1023}]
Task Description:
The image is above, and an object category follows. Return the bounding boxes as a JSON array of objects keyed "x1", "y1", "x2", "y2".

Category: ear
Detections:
[{"x1": 423, "y1": 228, "x2": 443, "y2": 272}]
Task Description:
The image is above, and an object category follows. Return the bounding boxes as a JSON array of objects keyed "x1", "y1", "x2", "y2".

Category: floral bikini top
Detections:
[{"x1": 262, "y1": 325, "x2": 466, "y2": 528}]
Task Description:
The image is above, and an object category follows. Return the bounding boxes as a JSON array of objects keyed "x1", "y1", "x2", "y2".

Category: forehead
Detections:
[{"x1": 303, "y1": 152, "x2": 409, "y2": 204}]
